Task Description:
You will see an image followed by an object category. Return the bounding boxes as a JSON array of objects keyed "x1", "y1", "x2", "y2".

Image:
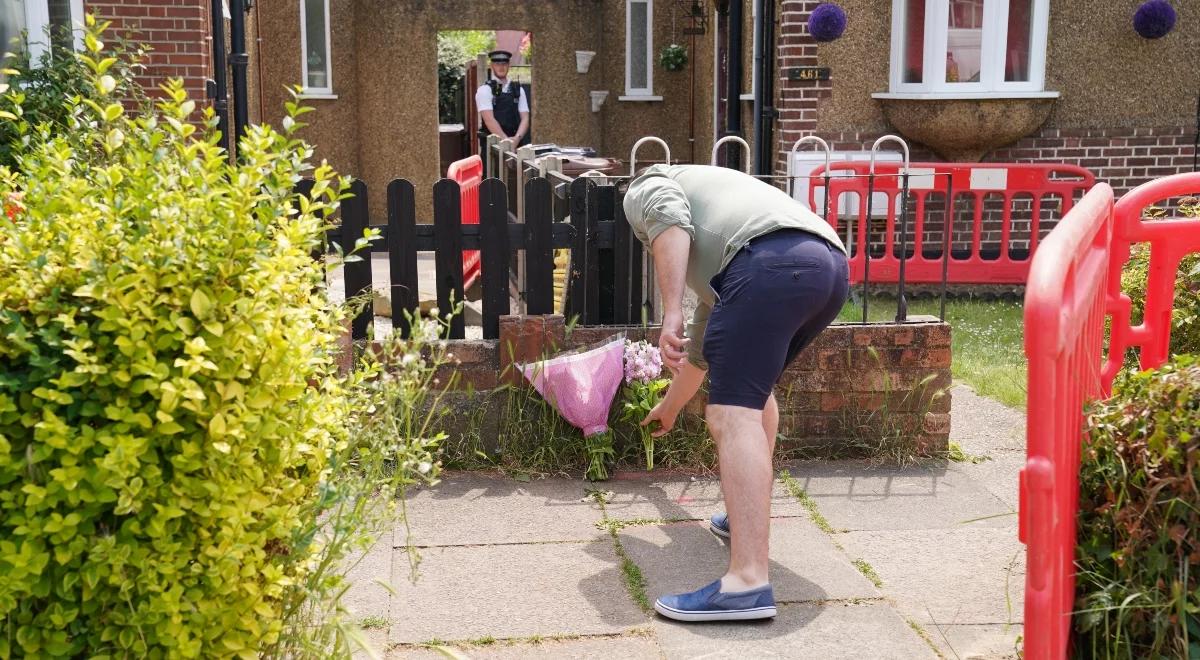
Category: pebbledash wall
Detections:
[
  {"x1": 771, "y1": 0, "x2": 1199, "y2": 196},
  {"x1": 425, "y1": 316, "x2": 952, "y2": 455}
]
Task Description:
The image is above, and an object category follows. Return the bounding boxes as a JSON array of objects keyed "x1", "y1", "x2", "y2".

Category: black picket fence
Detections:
[{"x1": 302, "y1": 175, "x2": 650, "y2": 341}]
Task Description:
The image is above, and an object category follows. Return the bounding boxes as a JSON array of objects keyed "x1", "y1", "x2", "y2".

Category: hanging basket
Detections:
[
  {"x1": 1133, "y1": 0, "x2": 1176, "y2": 39},
  {"x1": 660, "y1": 44, "x2": 688, "y2": 72},
  {"x1": 808, "y1": 3, "x2": 847, "y2": 43}
]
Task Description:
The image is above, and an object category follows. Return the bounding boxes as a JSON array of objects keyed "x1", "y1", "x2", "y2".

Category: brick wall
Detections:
[
  {"x1": 84, "y1": 0, "x2": 211, "y2": 101},
  {"x1": 405, "y1": 314, "x2": 952, "y2": 457}
]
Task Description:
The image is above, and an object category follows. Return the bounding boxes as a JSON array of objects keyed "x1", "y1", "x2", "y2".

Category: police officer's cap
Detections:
[{"x1": 488, "y1": 50, "x2": 513, "y2": 63}]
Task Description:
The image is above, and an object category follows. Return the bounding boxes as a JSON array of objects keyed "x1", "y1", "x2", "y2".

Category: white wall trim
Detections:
[{"x1": 871, "y1": 90, "x2": 1059, "y2": 100}]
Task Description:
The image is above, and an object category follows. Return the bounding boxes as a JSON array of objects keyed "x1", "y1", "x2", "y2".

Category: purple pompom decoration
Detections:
[
  {"x1": 1133, "y1": 0, "x2": 1176, "y2": 39},
  {"x1": 808, "y1": 3, "x2": 847, "y2": 43}
]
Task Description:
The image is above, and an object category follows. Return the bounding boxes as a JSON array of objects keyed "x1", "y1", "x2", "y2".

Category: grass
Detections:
[
  {"x1": 906, "y1": 617, "x2": 947, "y2": 659},
  {"x1": 837, "y1": 293, "x2": 1027, "y2": 409},
  {"x1": 779, "y1": 470, "x2": 835, "y2": 536},
  {"x1": 852, "y1": 559, "x2": 884, "y2": 589},
  {"x1": 358, "y1": 615, "x2": 388, "y2": 630},
  {"x1": 591, "y1": 495, "x2": 654, "y2": 613}
]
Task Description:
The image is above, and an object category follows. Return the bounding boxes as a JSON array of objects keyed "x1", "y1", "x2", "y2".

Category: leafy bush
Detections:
[
  {"x1": 0, "y1": 18, "x2": 441, "y2": 657},
  {"x1": 0, "y1": 25, "x2": 144, "y2": 171},
  {"x1": 1120, "y1": 198, "x2": 1200, "y2": 357},
  {"x1": 1075, "y1": 355, "x2": 1200, "y2": 659}
]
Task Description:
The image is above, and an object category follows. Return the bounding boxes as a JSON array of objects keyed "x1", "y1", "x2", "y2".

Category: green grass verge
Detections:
[{"x1": 837, "y1": 294, "x2": 1026, "y2": 409}]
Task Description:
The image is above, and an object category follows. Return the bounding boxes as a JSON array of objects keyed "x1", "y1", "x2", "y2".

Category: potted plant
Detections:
[{"x1": 660, "y1": 44, "x2": 687, "y2": 72}]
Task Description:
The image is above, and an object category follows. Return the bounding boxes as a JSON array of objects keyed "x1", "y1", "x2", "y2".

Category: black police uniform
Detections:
[{"x1": 477, "y1": 50, "x2": 531, "y2": 152}]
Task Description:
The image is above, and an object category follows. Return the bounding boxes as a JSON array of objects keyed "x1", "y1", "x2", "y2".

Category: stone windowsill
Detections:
[{"x1": 618, "y1": 94, "x2": 664, "y2": 102}]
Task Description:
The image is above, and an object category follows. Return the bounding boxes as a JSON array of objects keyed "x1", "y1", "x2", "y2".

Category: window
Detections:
[
  {"x1": 882, "y1": 0, "x2": 1052, "y2": 98},
  {"x1": 300, "y1": 0, "x2": 333, "y2": 96},
  {"x1": 0, "y1": 0, "x2": 83, "y2": 69},
  {"x1": 622, "y1": 0, "x2": 660, "y2": 100}
]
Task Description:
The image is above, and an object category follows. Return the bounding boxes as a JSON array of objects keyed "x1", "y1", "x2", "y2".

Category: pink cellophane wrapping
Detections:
[{"x1": 519, "y1": 335, "x2": 624, "y2": 437}]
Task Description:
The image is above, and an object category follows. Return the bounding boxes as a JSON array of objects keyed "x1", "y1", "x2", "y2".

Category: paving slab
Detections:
[
  {"x1": 780, "y1": 460, "x2": 1014, "y2": 531},
  {"x1": 342, "y1": 527, "x2": 395, "y2": 620},
  {"x1": 927, "y1": 623, "x2": 1023, "y2": 659},
  {"x1": 652, "y1": 600, "x2": 938, "y2": 659},
  {"x1": 397, "y1": 473, "x2": 607, "y2": 546},
  {"x1": 838, "y1": 527, "x2": 1025, "y2": 626},
  {"x1": 387, "y1": 634, "x2": 664, "y2": 659},
  {"x1": 946, "y1": 452, "x2": 1024, "y2": 511},
  {"x1": 594, "y1": 474, "x2": 809, "y2": 522},
  {"x1": 619, "y1": 518, "x2": 879, "y2": 605},
  {"x1": 388, "y1": 539, "x2": 646, "y2": 643},
  {"x1": 949, "y1": 384, "x2": 1025, "y2": 455}
]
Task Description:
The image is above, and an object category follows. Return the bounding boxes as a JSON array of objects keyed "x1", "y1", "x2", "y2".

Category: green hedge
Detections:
[
  {"x1": 1076, "y1": 355, "x2": 1200, "y2": 659},
  {"x1": 0, "y1": 21, "x2": 358, "y2": 657}
]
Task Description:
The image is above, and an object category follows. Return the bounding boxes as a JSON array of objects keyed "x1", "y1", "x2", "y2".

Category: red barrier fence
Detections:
[
  {"x1": 1102, "y1": 173, "x2": 1200, "y2": 393},
  {"x1": 1021, "y1": 172, "x2": 1200, "y2": 660},
  {"x1": 811, "y1": 162, "x2": 1094, "y2": 285},
  {"x1": 447, "y1": 155, "x2": 483, "y2": 290}
]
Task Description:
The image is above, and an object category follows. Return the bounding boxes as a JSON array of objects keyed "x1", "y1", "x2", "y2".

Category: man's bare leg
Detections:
[
  {"x1": 707, "y1": 403, "x2": 773, "y2": 592},
  {"x1": 763, "y1": 392, "x2": 779, "y2": 458}
]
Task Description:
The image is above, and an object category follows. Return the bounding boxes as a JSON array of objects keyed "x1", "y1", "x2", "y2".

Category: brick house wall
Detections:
[
  {"x1": 773, "y1": 0, "x2": 1196, "y2": 259},
  {"x1": 83, "y1": 0, "x2": 211, "y2": 102},
  {"x1": 774, "y1": 0, "x2": 1197, "y2": 200}
]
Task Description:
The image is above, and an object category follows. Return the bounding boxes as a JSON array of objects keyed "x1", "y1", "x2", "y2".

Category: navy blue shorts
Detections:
[{"x1": 703, "y1": 230, "x2": 850, "y2": 410}]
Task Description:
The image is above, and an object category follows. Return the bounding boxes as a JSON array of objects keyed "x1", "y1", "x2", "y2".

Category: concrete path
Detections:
[{"x1": 346, "y1": 383, "x2": 1026, "y2": 659}]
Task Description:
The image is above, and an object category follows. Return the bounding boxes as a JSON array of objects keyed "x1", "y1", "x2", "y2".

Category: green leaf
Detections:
[{"x1": 189, "y1": 289, "x2": 212, "y2": 320}]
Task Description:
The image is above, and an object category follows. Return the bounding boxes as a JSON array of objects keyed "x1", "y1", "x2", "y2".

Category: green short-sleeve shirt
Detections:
[{"x1": 622, "y1": 164, "x2": 847, "y2": 367}]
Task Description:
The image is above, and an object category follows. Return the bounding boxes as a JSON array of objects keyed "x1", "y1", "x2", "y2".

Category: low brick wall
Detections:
[{"x1": 418, "y1": 314, "x2": 952, "y2": 456}]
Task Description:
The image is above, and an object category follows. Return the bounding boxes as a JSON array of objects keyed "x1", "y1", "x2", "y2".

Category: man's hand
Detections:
[
  {"x1": 642, "y1": 399, "x2": 680, "y2": 438},
  {"x1": 659, "y1": 312, "x2": 689, "y2": 375}
]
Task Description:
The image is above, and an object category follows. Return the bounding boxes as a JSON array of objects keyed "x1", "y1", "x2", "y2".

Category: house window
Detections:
[
  {"x1": 0, "y1": 0, "x2": 83, "y2": 69},
  {"x1": 622, "y1": 0, "x2": 660, "y2": 100},
  {"x1": 300, "y1": 0, "x2": 333, "y2": 96},
  {"x1": 885, "y1": 0, "x2": 1051, "y2": 97}
]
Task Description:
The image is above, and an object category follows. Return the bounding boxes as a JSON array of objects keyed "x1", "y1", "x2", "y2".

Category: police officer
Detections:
[{"x1": 476, "y1": 49, "x2": 530, "y2": 153}]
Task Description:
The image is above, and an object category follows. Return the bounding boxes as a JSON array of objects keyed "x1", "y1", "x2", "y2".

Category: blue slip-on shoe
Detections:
[
  {"x1": 710, "y1": 512, "x2": 731, "y2": 538},
  {"x1": 654, "y1": 579, "x2": 777, "y2": 622}
]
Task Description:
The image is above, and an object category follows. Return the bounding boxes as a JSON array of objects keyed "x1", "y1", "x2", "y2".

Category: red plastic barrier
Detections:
[
  {"x1": 1020, "y1": 184, "x2": 1114, "y2": 660},
  {"x1": 1021, "y1": 172, "x2": 1200, "y2": 660},
  {"x1": 447, "y1": 155, "x2": 483, "y2": 290},
  {"x1": 811, "y1": 162, "x2": 1094, "y2": 285},
  {"x1": 1102, "y1": 173, "x2": 1200, "y2": 394}
]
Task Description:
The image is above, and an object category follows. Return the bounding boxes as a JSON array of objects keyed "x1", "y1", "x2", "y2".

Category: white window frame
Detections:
[
  {"x1": 22, "y1": 0, "x2": 85, "y2": 63},
  {"x1": 877, "y1": 0, "x2": 1055, "y2": 99},
  {"x1": 621, "y1": 0, "x2": 661, "y2": 100},
  {"x1": 299, "y1": 0, "x2": 334, "y2": 98}
]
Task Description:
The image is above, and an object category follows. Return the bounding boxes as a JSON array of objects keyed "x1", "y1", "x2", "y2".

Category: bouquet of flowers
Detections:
[
  {"x1": 519, "y1": 335, "x2": 625, "y2": 481},
  {"x1": 621, "y1": 339, "x2": 671, "y2": 470}
]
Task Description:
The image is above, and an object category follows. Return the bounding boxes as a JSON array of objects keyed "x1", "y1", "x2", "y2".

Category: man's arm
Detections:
[
  {"x1": 480, "y1": 110, "x2": 508, "y2": 139},
  {"x1": 515, "y1": 111, "x2": 530, "y2": 142},
  {"x1": 652, "y1": 225, "x2": 691, "y2": 374},
  {"x1": 642, "y1": 358, "x2": 705, "y2": 437}
]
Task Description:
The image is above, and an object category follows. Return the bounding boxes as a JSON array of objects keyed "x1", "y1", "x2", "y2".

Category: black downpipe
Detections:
[
  {"x1": 724, "y1": 0, "x2": 743, "y2": 170},
  {"x1": 209, "y1": 0, "x2": 230, "y2": 154},
  {"x1": 752, "y1": 0, "x2": 775, "y2": 176},
  {"x1": 229, "y1": 0, "x2": 250, "y2": 153}
]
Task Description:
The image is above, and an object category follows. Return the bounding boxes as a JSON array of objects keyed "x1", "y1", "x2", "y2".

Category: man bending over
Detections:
[{"x1": 624, "y1": 164, "x2": 850, "y2": 622}]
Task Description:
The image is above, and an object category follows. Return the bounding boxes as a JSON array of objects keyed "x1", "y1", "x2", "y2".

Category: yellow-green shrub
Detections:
[{"x1": 0, "y1": 19, "x2": 358, "y2": 657}]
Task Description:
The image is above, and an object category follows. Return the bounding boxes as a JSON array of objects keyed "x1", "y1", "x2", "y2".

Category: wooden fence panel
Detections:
[{"x1": 433, "y1": 179, "x2": 466, "y2": 339}]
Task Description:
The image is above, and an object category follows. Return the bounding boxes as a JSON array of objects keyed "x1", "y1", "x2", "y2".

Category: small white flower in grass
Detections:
[{"x1": 418, "y1": 461, "x2": 432, "y2": 474}]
